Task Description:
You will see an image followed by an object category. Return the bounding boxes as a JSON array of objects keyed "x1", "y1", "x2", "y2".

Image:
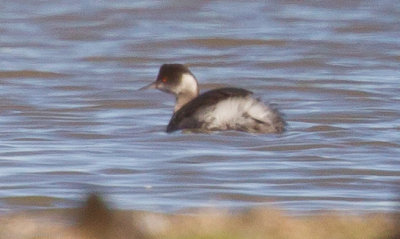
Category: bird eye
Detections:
[{"x1": 162, "y1": 77, "x2": 167, "y2": 83}]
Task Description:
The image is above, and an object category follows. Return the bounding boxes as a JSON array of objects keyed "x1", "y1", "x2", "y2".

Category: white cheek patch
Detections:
[{"x1": 178, "y1": 73, "x2": 198, "y2": 96}]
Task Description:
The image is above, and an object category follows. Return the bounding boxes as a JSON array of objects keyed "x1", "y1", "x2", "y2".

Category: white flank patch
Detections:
[{"x1": 197, "y1": 96, "x2": 276, "y2": 130}]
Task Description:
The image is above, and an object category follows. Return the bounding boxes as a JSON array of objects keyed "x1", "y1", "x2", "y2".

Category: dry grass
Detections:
[{"x1": 0, "y1": 195, "x2": 398, "y2": 239}]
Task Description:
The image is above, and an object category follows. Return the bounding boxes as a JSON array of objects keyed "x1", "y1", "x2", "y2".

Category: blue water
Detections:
[{"x1": 0, "y1": 0, "x2": 399, "y2": 214}]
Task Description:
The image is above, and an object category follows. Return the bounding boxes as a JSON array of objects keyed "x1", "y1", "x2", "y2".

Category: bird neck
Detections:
[
  {"x1": 173, "y1": 73, "x2": 199, "y2": 112},
  {"x1": 174, "y1": 93, "x2": 195, "y2": 112}
]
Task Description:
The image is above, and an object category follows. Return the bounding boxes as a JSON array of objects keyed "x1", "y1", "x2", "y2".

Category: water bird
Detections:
[{"x1": 140, "y1": 64, "x2": 286, "y2": 133}]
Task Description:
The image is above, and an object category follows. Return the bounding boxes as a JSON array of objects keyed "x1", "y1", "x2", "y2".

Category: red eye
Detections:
[{"x1": 162, "y1": 77, "x2": 167, "y2": 83}]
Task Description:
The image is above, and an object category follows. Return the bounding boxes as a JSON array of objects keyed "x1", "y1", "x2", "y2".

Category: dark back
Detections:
[{"x1": 167, "y1": 87, "x2": 252, "y2": 132}]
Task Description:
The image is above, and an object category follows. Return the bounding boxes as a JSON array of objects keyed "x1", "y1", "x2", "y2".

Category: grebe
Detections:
[{"x1": 140, "y1": 64, "x2": 286, "y2": 133}]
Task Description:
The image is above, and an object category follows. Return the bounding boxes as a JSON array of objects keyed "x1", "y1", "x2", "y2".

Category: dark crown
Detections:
[{"x1": 156, "y1": 64, "x2": 192, "y2": 83}]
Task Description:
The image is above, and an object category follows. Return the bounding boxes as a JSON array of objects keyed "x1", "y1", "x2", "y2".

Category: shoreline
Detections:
[{"x1": 0, "y1": 195, "x2": 398, "y2": 239}]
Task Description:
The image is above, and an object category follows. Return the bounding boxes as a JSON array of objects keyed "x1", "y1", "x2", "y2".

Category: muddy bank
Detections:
[{"x1": 0, "y1": 194, "x2": 397, "y2": 239}]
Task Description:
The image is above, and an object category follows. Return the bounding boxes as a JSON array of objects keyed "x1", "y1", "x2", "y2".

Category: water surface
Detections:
[{"x1": 1, "y1": 0, "x2": 400, "y2": 213}]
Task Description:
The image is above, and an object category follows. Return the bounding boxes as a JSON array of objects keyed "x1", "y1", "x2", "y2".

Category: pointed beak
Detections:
[{"x1": 138, "y1": 82, "x2": 157, "y2": 91}]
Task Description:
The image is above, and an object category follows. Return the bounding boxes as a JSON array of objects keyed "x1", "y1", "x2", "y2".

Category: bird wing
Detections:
[{"x1": 166, "y1": 87, "x2": 252, "y2": 132}]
